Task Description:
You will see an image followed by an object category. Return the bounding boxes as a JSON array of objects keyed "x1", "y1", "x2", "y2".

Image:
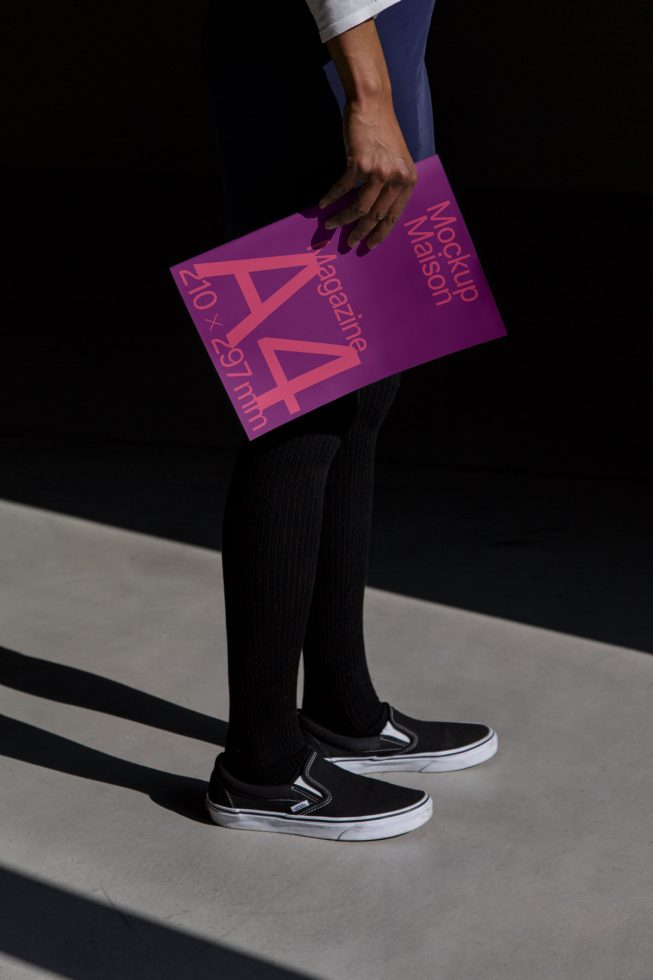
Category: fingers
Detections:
[
  {"x1": 347, "y1": 172, "x2": 412, "y2": 248},
  {"x1": 318, "y1": 163, "x2": 365, "y2": 210},
  {"x1": 320, "y1": 155, "x2": 417, "y2": 249},
  {"x1": 365, "y1": 175, "x2": 417, "y2": 249},
  {"x1": 323, "y1": 171, "x2": 386, "y2": 230},
  {"x1": 322, "y1": 157, "x2": 406, "y2": 229}
]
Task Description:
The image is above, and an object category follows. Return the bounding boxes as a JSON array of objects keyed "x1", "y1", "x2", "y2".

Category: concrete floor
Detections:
[{"x1": 1, "y1": 485, "x2": 652, "y2": 979}]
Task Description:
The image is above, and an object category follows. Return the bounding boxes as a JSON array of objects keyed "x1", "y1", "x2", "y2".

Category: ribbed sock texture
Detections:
[
  {"x1": 300, "y1": 378, "x2": 403, "y2": 736},
  {"x1": 220, "y1": 374, "x2": 401, "y2": 783}
]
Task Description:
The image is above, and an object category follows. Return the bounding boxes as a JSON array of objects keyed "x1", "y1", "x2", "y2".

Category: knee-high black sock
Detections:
[
  {"x1": 300, "y1": 374, "x2": 402, "y2": 736},
  {"x1": 220, "y1": 394, "x2": 357, "y2": 784}
]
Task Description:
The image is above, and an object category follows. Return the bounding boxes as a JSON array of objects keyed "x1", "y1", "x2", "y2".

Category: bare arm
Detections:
[{"x1": 319, "y1": 18, "x2": 418, "y2": 250}]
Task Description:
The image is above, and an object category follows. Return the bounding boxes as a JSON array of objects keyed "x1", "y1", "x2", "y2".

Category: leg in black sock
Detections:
[
  {"x1": 300, "y1": 373, "x2": 402, "y2": 736},
  {"x1": 220, "y1": 391, "x2": 359, "y2": 784}
]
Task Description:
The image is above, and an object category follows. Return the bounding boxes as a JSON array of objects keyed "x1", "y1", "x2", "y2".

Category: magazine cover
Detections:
[{"x1": 170, "y1": 153, "x2": 507, "y2": 439}]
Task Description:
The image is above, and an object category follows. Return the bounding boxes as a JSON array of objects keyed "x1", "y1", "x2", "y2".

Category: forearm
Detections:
[
  {"x1": 325, "y1": 19, "x2": 392, "y2": 106},
  {"x1": 316, "y1": 9, "x2": 416, "y2": 249}
]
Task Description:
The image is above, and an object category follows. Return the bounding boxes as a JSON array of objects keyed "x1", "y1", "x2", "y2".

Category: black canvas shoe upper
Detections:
[
  {"x1": 208, "y1": 741, "x2": 428, "y2": 819},
  {"x1": 297, "y1": 702, "x2": 492, "y2": 758}
]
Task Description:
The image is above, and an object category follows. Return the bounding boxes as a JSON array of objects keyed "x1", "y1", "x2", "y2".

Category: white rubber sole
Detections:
[
  {"x1": 205, "y1": 792, "x2": 433, "y2": 841},
  {"x1": 326, "y1": 730, "x2": 498, "y2": 774}
]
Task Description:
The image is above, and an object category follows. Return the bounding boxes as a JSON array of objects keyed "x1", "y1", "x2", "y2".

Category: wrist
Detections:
[
  {"x1": 345, "y1": 77, "x2": 392, "y2": 107},
  {"x1": 344, "y1": 74, "x2": 393, "y2": 119}
]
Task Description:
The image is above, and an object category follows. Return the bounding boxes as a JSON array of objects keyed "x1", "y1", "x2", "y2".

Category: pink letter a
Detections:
[{"x1": 194, "y1": 252, "x2": 321, "y2": 347}]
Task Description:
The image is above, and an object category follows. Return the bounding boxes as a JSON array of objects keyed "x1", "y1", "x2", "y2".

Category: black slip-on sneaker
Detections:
[
  {"x1": 298, "y1": 702, "x2": 498, "y2": 773},
  {"x1": 205, "y1": 743, "x2": 432, "y2": 841}
]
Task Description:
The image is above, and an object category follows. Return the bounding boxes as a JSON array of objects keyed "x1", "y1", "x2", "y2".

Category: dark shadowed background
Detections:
[{"x1": 2, "y1": 0, "x2": 651, "y2": 456}]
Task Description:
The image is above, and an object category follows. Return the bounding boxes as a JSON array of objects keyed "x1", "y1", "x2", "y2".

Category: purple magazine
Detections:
[{"x1": 170, "y1": 154, "x2": 507, "y2": 439}]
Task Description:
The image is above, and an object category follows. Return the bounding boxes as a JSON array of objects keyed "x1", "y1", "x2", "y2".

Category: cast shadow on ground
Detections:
[
  {"x1": 0, "y1": 707, "x2": 212, "y2": 825},
  {"x1": 0, "y1": 865, "x2": 319, "y2": 979},
  {"x1": 0, "y1": 646, "x2": 226, "y2": 745}
]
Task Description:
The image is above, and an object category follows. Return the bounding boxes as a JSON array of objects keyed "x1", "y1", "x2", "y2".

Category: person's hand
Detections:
[{"x1": 319, "y1": 94, "x2": 418, "y2": 250}]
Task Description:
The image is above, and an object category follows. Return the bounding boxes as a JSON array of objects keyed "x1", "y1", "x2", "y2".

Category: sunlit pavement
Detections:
[{"x1": 1, "y1": 492, "x2": 651, "y2": 980}]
